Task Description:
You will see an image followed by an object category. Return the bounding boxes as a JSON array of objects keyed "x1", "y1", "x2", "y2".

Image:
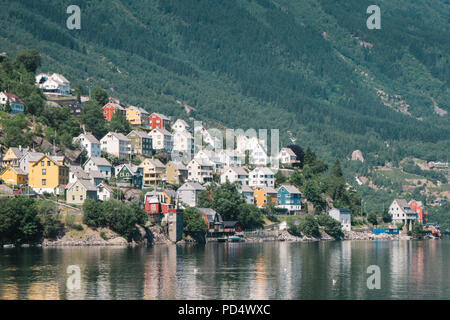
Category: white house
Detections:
[
  {"x1": 35, "y1": 73, "x2": 71, "y2": 96},
  {"x1": 68, "y1": 165, "x2": 91, "y2": 184},
  {"x1": 249, "y1": 167, "x2": 275, "y2": 187},
  {"x1": 177, "y1": 181, "x2": 206, "y2": 207},
  {"x1": 73, "y1": 132, "x2": 101, "y2": 158},
  {"x1": 83, "y1": 157, "x2": 113, "y2": 179},
  {"x1": 249, "y1": 142, "x2": 270, "y2": 166},
  {"x1": 279, "y1": 147, "x2": 298, "y2": 165},
  {"x1": 194, "y1": 125, "x2": 221, "y2": 149},
  {"x1": 220, "y1": 167, "x2": 249, "y2": 186},
  {"x1": 187, "y1": 158, "x2": 214, "y2": 183},
  {"x1": 217, "y1": 149, "x2": 244, "y2": 168},
  {"x1": 100, "y1": 132, "x2": 131, "y2": 159},
  {"x1": 328, "y1": 208, "x2": 351, "y2": 232},
  {"x1": 389, "y1": 199, "x2": 418, "y2": 231},
  {"x1": 148, "y1": 127, "x2": 173, "y2": 152},
  {"x1": 19, "y1": 151, "x2": 44, "y2": 174},
  {"x1": 172, "y1": 119, "x2": 191, "y2": 132},
  {"x1": 97, "y1": 182, "x2": 114, "y2": 201},
  {"x1": 173, "y1": 130, "x2": 194, "y2": 155}
]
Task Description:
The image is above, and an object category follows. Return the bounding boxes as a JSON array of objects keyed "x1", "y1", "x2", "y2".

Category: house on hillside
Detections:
[
  {"x1": 328, "y1": 208, "x2": 351, "y2": 232},
  {"x1": 68, "y1": 165, "x2": 91, "y2": 184},
  {"x1": 73, "y1": 132, "x2": 101, "y2": 158},
  {"x1": 148, "y1": 127, "x2": 173, "y2": 152},
  {"x1": 177, "y1": 181, "x2": 206, "y2": 207},
  {"x1": 0, "y1": 166, "x2": 27, "y2": 185},
  {"x1": 279, "y1": 147, "x2": 298, "y2": 166},
  {"x1": 28, "y1": 155, "x2": 69, "y2": 194},
  {"x1": 0, "y1": 91, "x2": 25, "y2": 113},
  {"x1": 389, "y1": 199, "x2": 418, "y2": 231},
  {"x1": 2, "y1": 147, "x2": 27, "y2": 168},
  {"x1": 187, "y1": 158, "x2": 214, "y2": 183},
  {"x1": 97, "y1": 182, "x2": 113, "y2": 201},
  {"x1": 127, "y1": 130, "x2": 153, "y2": 155},
  {"x1": 100, "y1": 132, "x2": 131, "y2": 159},
  {"x1": 150, "y1": 113, "x2": 171, "y2": 130},
  {"x1": 140, "y1": 158, "x2": 165, "y2": 187},
  {"x1": 253, "y1": 186, "x2": 278, "y2": 208},
  {"x1": 249, "y1": 167, "x2": 275, "y2": 187},
  {"x1": 173, "y1": 130, "x2": 194, "y2": 155},
  {"x1": 66, "y1": 179, "x2": 97, "y2": 205},
  {"x1": 102, "y1": 102, "x2": 126, "y2": 121},
  {"x1": 277, "y1": 185, "x2": 302, "y2": 213},
  {"x1": 115, "y1": 164, "x2": 144, "y2": 189},
  {"x1": 126, "y1": 106, "x2": 150, "y2": 128},
  {"x1": 220, "y1": 167, "x2": 249, "y2": 186},
  {"x1": 83, "y1": 157, "x2": 113, "y2": 179},
  {"x1": 35, "y1": 73, "x2": 71, "y2": 96},
  {"x1": 19, "y1": 151, "x2": 44, "y2": 174},
  {"x1": 165, "y1": 161, "x2": 188, "y2": 185},
  {"x1": 172, "y1": 119, "x2": 191, "y2": 132}
]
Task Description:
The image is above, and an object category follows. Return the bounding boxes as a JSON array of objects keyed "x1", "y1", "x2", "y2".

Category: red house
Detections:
[
  {"x1": 409, "y1": 200, "x2": 428, "y2": 224},
  {"x1": 149, "y1": 112, "x2": 171, "y2": 130},
  {"x1": 102, "y1": 103, "x2": 126, "y2": 121}
]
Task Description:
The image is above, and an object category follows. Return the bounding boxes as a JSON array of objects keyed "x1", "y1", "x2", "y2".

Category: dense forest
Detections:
[{"x1": 0, "y1": 0, "x2": 448, "y2": 164}]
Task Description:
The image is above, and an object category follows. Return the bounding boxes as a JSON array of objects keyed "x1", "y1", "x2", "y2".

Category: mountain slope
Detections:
[{"x1": 0, "y1": 0, "x2": 449, "y2": 163}]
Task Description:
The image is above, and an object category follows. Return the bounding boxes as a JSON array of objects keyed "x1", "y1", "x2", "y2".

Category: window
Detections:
[
  {"x1": 42, "y1": 169, "x2": 46, "y2": 175},
  {"x1": 80, "y1": 195, "x2": 83, "y2": 201},
  {"x1": 42, "y1": 179, "x2": 46, "y2": 185},
  {"x1": 47, "y1": 161, "x2": 51, "y2": 166},
  {"x1": 41, "y1": 161, "x2": 44, "y2": 166},
  {"x1": 72, "y1": 195, "x2": 75, "y2": 201}
]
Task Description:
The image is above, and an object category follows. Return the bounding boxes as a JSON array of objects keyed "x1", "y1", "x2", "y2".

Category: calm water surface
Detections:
[{"x1": 0, "y1": 239, "x2": 449, "y2": 300}]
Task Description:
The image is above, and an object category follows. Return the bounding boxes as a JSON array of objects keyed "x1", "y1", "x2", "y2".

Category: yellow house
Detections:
[
  {"x1": 140, "y1": 158, "x2": 165, "y2": 187},
  {"x1": 0, "y1": 166, "x2": 27, "y2": 185},
  {"x1": 2, "y1": 147, "x2": 26, "y2": 167},
  {"x1": 29, "y1": 155, "x2": 69, "y2": 194},
  {"x1": 165, "y1": 161, "x2": 188, "y2": 185},
  {"x1": 126, "y1": 106, "x2": 150, "y2": 128},
  {"x1": 254, "y1": 186, "x2": 278, "y2": 208}
]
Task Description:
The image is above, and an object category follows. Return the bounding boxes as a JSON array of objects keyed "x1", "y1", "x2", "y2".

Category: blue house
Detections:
[
  {"x1": 0, "y1": 91, "x2": 25, "y2": 114},
  {"x1": 277, "y1": 185, "x2": 302, "y2": 213}
]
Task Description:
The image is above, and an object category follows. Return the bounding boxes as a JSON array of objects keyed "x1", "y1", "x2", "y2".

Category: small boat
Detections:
[
  {"x1": 217, "y1": 237, "x2": 228, "y2": 242},
  {"x1": 3, "y1": 244, "x2": 15, "y2": 249},
  {"x1": 229, "y1": 236, "x2": 242, "y2": 242}
]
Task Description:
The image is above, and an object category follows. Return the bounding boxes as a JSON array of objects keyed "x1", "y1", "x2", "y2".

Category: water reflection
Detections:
[{"x1": 0, "y1": 240, "x2": 449, "y2": 300}]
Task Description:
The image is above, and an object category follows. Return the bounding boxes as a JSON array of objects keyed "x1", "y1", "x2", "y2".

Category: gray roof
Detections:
[
  {"x1": 279, "y1": 185, "x2": 301, "y2": 194},
  {"x1": 281, "y1": 147, "x2": 296, "y2": 157},
  {"x1": 178, "y1": 181, "x2": 206, "y2": 191},
  {"x1": 395, "y1": 199, "x2": 416, "y2": 213},
  {"x1": 239, "y1": 185, "x2": 253, "y2": 193},
  {"x1": 229, "y1": 167, "x2": 248, "y2": 175},
  {"x1": 81, "y1": 132, "x2": 100, "y2": 144},
  {"x1": 258, "y1": 186, "x2": 277, "y2": 194},
  {"x1": 21, "y1": 151, "x2": 45, "y2": 162},
  {"x1": 87, "y1": 157, "x2": 112, "y2": 167},
  {"x1": 150, "y1": 127, "x2": 172, "y2": 136},
  {"x1": 197, "y1": 208, "x2": 222, "y2": 223},
  {"x1": 69, "y1": 166, "x2": 91, "y2": 180},
  {"x1": 168, "y1": 161, "x2": 187, "y2": 171},
  {"x1": 67, "y1": 178, "x2": 97, "y2": 192},
  {"x1": 128, "y1": 130, "x2": 151, "y2": 139},
  {"x1": 88, "y1": 170, "x2": 104, "y2": 179},
  {"x1": 97, "y1": 182, "x2": 113, "y2": 193},
  {"x1": 10, "y1": 147, "x2": 26, "y2": 159},
  {"x1": 151, "y1": 112, "x2": 170, "y2": 120}
]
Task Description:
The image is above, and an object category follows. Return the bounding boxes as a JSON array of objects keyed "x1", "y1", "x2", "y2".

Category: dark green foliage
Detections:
[
  {"x1": 108, "y1": 110, "x2": 131, "y2": 134},
  {"x1": 274, "y1": 170, "x2": 286, "y2": 187},
  {"x1": 1, "y1": 113, "x2": 34, "y2": 147},
  {"x1": 316, "y1": 214, "x2": 344, "y2": 239},
  {"x1": 15, "y1": 49, "x2": 41, "y2": 73},
  {"x1": 81, "y1": 100, "x2": 107, "y2": 139},
  {"x1": 211, "y1": 182, "x2": 245, "y2": 221},
  {"x1": 37, "y1": 201, "x2": 63, "y2": 239},
  {"x1": 237, "y1": 203, "x2": 265, "y2": 230},
  {"x1": 288, "y1": 214, "x2": 320, "y2": 238},
  {"x1": 367, "y1": 212, "x2": 378, "y2": 226},
  {"x1": 286, "y1": 145, "x2": 304, "y2": 168},
  {"x1": 0, "y1": 197, "x2": 43, "y2": 244},
  {"x1": 82, "y1": 199, "x2": 148, "y2": 241},
  {"x1": 428, "y1": 203, "x2": 450, "y2": 232},
  {"x1": 382, "y1": 209, "x2": 392, "y2": 223},
  {"x1": 183, "y1": 207, "x2": 208, "y2": 236}
]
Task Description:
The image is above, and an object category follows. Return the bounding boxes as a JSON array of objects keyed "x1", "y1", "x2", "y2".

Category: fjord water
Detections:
[{"x1": 0, "y1": 240, "x2": 449, "y2": 300}]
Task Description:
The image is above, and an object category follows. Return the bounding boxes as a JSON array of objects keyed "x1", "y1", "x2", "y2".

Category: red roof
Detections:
[{"x1": 2, "y1": 91, "x2": 24, "y2": 105}]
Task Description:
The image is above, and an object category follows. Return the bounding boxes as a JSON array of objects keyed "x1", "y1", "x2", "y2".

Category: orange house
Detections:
[
  {"x1": 409, "y1": 200, "x2": 428, "y2": 224},
  {"x1": 253, "y1": 186, "x2": 278, "y2": 208},
  {"x1": 102, "y1": 103, "x2": 126, "y2": 121}
]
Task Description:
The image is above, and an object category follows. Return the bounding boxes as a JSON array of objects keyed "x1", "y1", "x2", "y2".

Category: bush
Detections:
[
  {"x1": 267, "y1": 215, "x2": 279, "y2": 223},
  {"x1": 183, "y1": 207, "x2": 208, "y2": 237},
  {"x1": 288, "y1": 215, "x2": 320, "y2": 238},
  {"x1": 100, "y1": 231, "x2": 107, "y2": 240},
  {"x1": 317, "y1": 214, "x2": 344, "y2": 239}
]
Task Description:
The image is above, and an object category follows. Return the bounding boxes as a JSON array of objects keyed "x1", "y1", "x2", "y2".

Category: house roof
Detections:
[
  {"x1": 116, "y1": 163, "x2": 142, "y2": 175},
  {"x1": 197, "y1": 208, "x2": 222, "y2": 223},
  {"x1": 82, "y1": 132, "x2": 100, "y2": 144},
  {"x1": 104, "y1": 102, "x2": 125, "y2": 111},
  {"x1": 192, "y1": 157, "x2": 214, "y2": 167},
  {"x1": 31, "y1": 155, "x2": 65, "y2": 167},
  {"x1": 128, "y1": 130, "x2": 151, "y2": 139},
  {"x1": 223, "y1": 221, "x2": 239, "y2": 228},
  {"x1": 88, "y1": 170, "x2": 104, "y2": 179},
  {"x1": 67, "y1": 178, "x2": 97, "y2": 192},
  {"x1": 87, "y1": 157, "x2": 112, "y2": 167},
  {"x1": 394, "y1": 199, "x2": 416, "y2": 213},
  {"x1": 163, "y1": 189, "x2": 177, "y2": 199},
  {"x1": 178, "y1": 181, "x2": 206, "y2": 191},
  {"x1": 128, "y1": 105, "x2": 149, "y2": 115},
  {"x1": 7, "y1": 166, "x2": 27, "y2": 175},
  {"x1": 151, "y1": 112, "x2": 170, "y2": 120},
  {"x1": 251, "y1": 167, "x2": 274, "y2": 175},
  {"x1": 142, "y1": 158, "x2": 165, "y2": 168},
  {"x1": 97, "y1": 182, "x2": 113, "y2": 193},
  {"x1": 257, "y1": 186, "x2": 277, "y2": 194},
  {"x1": 279, "y1": 185, "x2": 301, "y2": 194},
  {"x1": 168, "y1": 161, "x2": 187, "y2": 171},
  {"x1": 9, "y1": 147, "x2": 26, "y2": 159},
  {"x1": 229, "y1": 167, "x2": 248, "y2": 175},
  {"x1": 238, "y1": 185, "x2": 253, "y2": 193},
  {"x1": 173, "y1": 119, "x2": 190, "y2": 128},
  {"x1": 69, "y1": 166, "x2": 91, "y2": 180},
  {"x1": 109, "y1": 132, "x2": 131, "y2": 142},
  {"x1": 281, "y1": 147, "x2": 296, "y2": 157},
  {"x1": 150, "y1": 127, "x2": 172, "y2": 136},
  {"x1": 2, "y1": 91, "x2": 24, "y2": 105}
]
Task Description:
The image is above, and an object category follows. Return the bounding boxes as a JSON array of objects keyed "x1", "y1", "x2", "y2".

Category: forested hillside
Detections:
[{"x1": 0, "y1": 0, "x2": 448, "y2": 165}]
